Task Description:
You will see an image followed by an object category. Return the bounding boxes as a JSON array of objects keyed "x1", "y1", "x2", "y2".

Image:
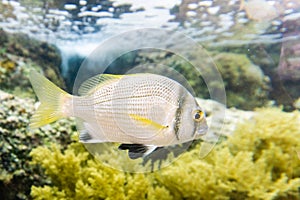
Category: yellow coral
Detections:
[
  {"x1": 30, "y1": 108, "x2": 300, "y2": 200},
  {"x1": 228, "y1": 108, "x2": 300, "y2": 179},
  {"x1": 0, "y1": 59, "x2": 16, "y2": 72},
  {"x1": 30, "y1": 142, "x2": 173, "y2": 200}
]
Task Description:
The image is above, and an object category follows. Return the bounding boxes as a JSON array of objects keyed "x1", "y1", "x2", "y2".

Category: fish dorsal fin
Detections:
[
  {"x1": 78, "y1": 74, "x2": 122, "y2": 96},
  {"x1": 129, "y1": 114, "x2": 168, "y2": 130}
]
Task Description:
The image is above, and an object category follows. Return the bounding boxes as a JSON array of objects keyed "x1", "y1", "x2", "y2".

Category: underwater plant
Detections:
[{"x1": 30, "y1": 108, "x2": 300, "y2": 200}]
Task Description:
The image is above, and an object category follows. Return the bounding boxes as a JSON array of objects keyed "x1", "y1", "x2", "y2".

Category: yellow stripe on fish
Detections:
[{"x1": 129, "y1": 113, "x2": 169, "y2": 130}]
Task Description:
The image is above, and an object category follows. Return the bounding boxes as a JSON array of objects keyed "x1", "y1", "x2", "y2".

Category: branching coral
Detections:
[
  {"x1": 158, "y1": 108, "x2": 300, "y2": 200},
  {"x1": 30, "y1": 143, "x2": 173, "y2": 200},
  {"x1": 228, "y1": 108, "x2": 300, "y2": 181},
  {"x1": 30, "y1": 108, "x2": 300, "y2": 200}
]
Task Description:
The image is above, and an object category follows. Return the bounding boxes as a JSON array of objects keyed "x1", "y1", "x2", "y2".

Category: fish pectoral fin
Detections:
[
  {"x1": 129, "y1": 114, "x2": 168, "y2": 130},
  {"x1": 118, "y1": 144, "x2": 157, "y2": 159},
  {"x1": 79, "y1": 130, "x2": 93, "y2": 141},
  {"x1": 78, "y1": 122, "x2": 107, "y2": 143}
]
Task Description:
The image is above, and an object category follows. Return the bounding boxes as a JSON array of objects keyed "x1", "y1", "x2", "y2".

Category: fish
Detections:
[{"x1": 29, "y1": 71, "x2": 208, "y2": 159}]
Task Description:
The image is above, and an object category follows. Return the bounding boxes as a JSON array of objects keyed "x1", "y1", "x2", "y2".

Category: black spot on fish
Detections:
[{"x1": 118, "y1": 144, "x2": 149, "y2": 159}]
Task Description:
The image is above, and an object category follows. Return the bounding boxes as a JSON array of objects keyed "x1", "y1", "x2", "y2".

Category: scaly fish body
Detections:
[{"x1": 29, "y1": 71, "x2": 208, "y2": 158}]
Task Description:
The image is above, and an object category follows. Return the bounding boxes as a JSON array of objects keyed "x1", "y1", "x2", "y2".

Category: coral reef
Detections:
[
  {"x1": 210, "y1": 41, "x2": 299, "y2": 111},
  {"x1": 0, "y1": 28, "x2": 66, "y2": 98},
  {"x1": 212, "y1": 52, "x2": 270, "y2": 109},
  {"x1": 0, "y1": 28, "x2": 68, "y2": 200},
  {"x1": 30, "y1": 143, "x2": 173, "y2": 200},
  {"x1": 0, "y1": 1, "x2": 15, "y2": 20},
  {"x1": 0, "y1": 29, "x2": 65, "y2": 90},
  {"x1": 0, "y1": 54, "x2": 38, "y2": 98},
  {"x1": 134, "y1": 50, "x2": 270, "y2": 110},
  {"x1": 30, "y1": 108, "x2": 300, "y2": 200},
  {"x1": 0, "y1": 90, "x2": 76, "y2": 199},
  {"x1": 159, "y1": 108, "x2": 300, "y2": 200},
  {"x1": 294, "y1": 98, "x2": 300, "y2": 110}
]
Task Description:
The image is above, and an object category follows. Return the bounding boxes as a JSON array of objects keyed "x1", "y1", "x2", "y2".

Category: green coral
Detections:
[
  {"x1": 30, "y1": 108, "x2": 300, "y2": 200},
  {"x1": 212, "y1": 52, "x2": 270, "y2": 109}
]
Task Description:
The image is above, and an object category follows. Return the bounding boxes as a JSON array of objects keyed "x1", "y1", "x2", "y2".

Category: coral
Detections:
[
  {"x1": 30, "y1": 143, "x2": 173, "y2": 200},
  {"x1": 0, "y1": 29, "x2": 65, "y2": 98},
  {"x1": 134, "y1": 50, "x2": 270, "y2": 110},
  {"x1": 228, "y1": 108, "x2": 300, "y2": 180},
  {"x1": 158, "y1": 108, "x2": 300, "y2": 200},
  {"x1": 0, "y1": 29, "x2": 65, "y2": 91},
  {"x1": 0, "y1": 1, "x2": 16, "y2": 20},
  {"x1": 212, "y1": 52, "x2": 270, "y2": 109},
  {"x1": 0, "y1": 54, "x2": 40, "y2": 98},
  {"x1": 30, "y1": 108, "x2": 300, "y2": 200},
  {"x1": 294, "y1": 98, "x2": 300, "y2": 110},
  {"x1": 0, "y1": 90, "x2": 76, "y2": 199},
  {"x1": 0, "y1": 59, "x2": 16, "y2": 72}
]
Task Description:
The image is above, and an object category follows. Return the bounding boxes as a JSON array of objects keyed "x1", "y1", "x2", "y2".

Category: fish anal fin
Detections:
[
  {"x1": 129, "y1": 114, "x2": 168, "y2": 130},
  {"x1": 78, "y1": 74, "x2": 122, "y2": 96},
  {"x1": 118, "y1": 144, "x2": 157, "y2": 159}
]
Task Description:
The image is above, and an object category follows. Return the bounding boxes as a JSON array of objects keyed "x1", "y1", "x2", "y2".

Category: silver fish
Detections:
[{"x1": 29, "y1": 71, "x2": 208, "y2": 159}]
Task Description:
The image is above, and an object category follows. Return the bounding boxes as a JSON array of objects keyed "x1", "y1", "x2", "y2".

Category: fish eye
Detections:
[{"x1": 193, "y1": 110, "x2": 204, "y2": 122}]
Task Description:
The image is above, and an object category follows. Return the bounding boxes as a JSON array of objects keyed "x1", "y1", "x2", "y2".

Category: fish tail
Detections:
[{"x1": 29, "y1": 71, "x2": 71, "y2": 128}]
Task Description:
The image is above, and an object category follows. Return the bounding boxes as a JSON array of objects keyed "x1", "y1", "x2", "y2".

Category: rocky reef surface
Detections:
[
  {"x1": 107, "y1": 49, "x2": 271, "y2": 110},
  {"x1": 0, "y1": 29, "x2": 73, "y2": 199},
  {"x1": 0, "y1": 28, "x2": 65, "y2": 95}
]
